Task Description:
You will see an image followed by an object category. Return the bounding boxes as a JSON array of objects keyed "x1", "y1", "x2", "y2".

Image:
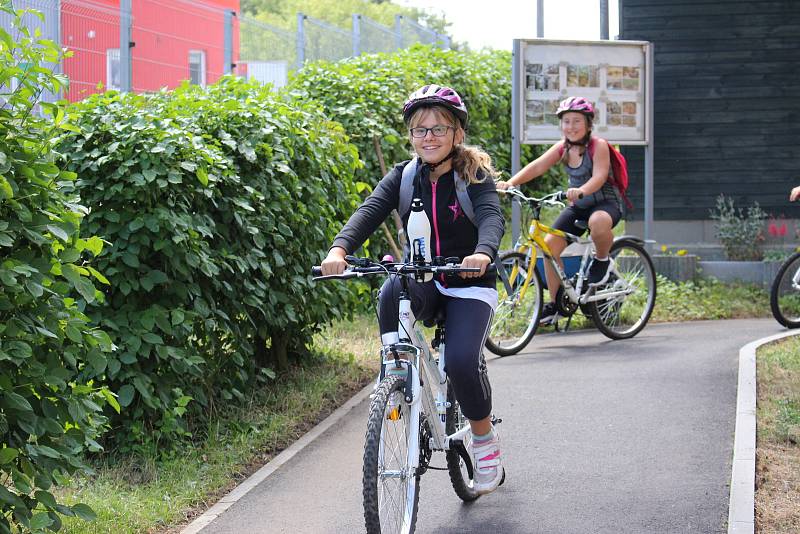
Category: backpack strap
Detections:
[
  {"x1": 399, "y1": 157, "x2": 417, "y2": 221},
  {"x1": 399, "y1": 156, "x2": 475, "y2": 224},
  {"x1": 454, "y1": 173, "x2": 474, "y2": 223}
]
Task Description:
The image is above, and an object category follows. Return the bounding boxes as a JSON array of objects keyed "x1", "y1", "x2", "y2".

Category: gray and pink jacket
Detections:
[{"x1": 331, "y1": 160, "x2": 504, "y2": 289}]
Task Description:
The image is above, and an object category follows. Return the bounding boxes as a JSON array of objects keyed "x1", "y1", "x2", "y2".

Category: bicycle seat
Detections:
[
  {"x1": 422, "y1": 308, "x2": 446, "y2": 328},
  {"x1": 573, "y1": 220, "x2": 589, "y2": 231}
]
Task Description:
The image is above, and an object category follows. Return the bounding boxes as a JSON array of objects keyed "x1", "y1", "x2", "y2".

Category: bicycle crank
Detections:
[{"x1": 555, "y1": 286, "x2": 578, "y2": 317}]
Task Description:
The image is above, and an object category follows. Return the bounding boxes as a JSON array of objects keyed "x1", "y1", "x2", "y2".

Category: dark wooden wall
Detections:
[{"x1": 619, "y1": 0, "x2": 800, "y2": 220}]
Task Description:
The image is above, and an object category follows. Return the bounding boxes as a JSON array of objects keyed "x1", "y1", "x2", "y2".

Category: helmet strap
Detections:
[{"x1": 424, "y1": 149, "x2": 456, "y2": 171}]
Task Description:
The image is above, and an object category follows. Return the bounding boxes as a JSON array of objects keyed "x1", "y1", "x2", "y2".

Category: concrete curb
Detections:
[
  {"x1": 728, "y1": 329, "x2": 800, "y2": 534},
  {"x1": 180, "y1": 382, "x2": 374, "y2": 534}
]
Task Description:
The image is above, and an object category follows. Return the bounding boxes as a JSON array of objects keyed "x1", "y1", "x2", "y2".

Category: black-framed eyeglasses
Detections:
[{"x1": 409, "y1": 125, "x2": 454, "y2": 138}]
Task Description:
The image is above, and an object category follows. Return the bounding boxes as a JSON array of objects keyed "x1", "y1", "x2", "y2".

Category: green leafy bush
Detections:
[
  {"x1": 288, "y1": 45, "x2": 562, "y2": 254},
  {"x1": 290, "y1": 45, "x2": 556, "y2": 184},
  {"x1": 0, "y1": 3, "x2": 116, "y2": 531},
  {"x1": 710, "y1": 194, "x2": 767, "y2": 261},
  {"x1": 57, "y1": 78, "x2": 362, "y2": 453}
]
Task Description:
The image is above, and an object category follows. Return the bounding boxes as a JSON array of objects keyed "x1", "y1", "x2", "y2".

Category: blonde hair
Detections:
[{"x1": 407, "y1": 106, "x2": 499, "y2": 184}]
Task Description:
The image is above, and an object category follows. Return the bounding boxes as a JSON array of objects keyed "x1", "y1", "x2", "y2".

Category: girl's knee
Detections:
[
  {"x1": 589, "y1": 210, "x2": 613, "y2": 224},
  {"x1": 545, "y1": 234, "x2": 566, "y2": 253}
]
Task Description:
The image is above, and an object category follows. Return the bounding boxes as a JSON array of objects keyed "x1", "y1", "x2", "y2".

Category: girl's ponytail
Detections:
[{"x1": 452, "y1": 144, "x2": 499, "y2": 184}]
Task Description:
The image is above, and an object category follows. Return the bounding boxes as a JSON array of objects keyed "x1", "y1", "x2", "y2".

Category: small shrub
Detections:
[{"x1": 710, "y1": 194, "x2": 767, "y2": 261}]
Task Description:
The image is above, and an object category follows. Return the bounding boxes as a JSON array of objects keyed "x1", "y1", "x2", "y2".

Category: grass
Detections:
[
  {"x1": 756, "y1": 335, "x2": 800, "y2": 533},
  {"x1": 651, "y1": 276, "x2": 769, "y2": 322},
  {"x1": 534, "y1": 275, "x2": 770, "y2": 333},
  {"x1": 56, "y1": 337, "x2": 376, "y2": 534}
]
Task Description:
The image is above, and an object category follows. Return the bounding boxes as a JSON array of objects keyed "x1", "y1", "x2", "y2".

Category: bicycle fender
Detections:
[{"x1": 613, "y1": 235, "x2": 645, "y2": 247}]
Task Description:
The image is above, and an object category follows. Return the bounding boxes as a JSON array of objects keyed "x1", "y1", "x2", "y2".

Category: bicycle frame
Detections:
[
  {"x1": 382, "y1": 286, "x2": 471, "y2": 470},
  {"x1": 503, "y1": 218, "x2": 635, "y2": 308}
]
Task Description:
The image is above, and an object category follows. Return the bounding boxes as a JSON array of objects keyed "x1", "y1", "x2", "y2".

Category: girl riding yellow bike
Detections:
[{"x1": 496, "y1": 96, "x2": 624, "y2": 325}]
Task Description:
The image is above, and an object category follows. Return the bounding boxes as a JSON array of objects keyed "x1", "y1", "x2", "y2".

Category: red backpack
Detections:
[{"x1": 559, "y1": 137, "x2": 632, "y2": 209}]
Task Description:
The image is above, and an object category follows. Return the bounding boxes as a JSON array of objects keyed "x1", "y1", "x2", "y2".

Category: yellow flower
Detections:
[
  {"x1": 677, "y1": 249, "x2": 687, "y2": 256},
  {"x1": 661, "y1": 245, "x2": 668, "y2": 252}
]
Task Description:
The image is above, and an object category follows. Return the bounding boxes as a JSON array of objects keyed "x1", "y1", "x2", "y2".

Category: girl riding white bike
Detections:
[{"x1": 321, "y1": 84, "x2": 506, "y2": 495}]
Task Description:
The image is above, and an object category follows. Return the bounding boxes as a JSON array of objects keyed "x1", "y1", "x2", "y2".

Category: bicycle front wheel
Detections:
[
  {"x1": 588, "y1": 239, "x2": 657, "y2": 339},
  {"x1": 485, "y1": 251, "x2": 544, "y2": 356},
  {"x1": 363, "y1": 375, "x2": 420, "y2": 534},
  {"x1": 445, "y1": 381, "x2": 480, "y2": 502},
  {"x1": 770, "y1": 251, "x2": 800, "y2": 328}
]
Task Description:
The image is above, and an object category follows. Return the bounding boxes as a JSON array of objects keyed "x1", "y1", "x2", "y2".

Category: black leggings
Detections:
[{"x1": 378, "y1": 277, "x2": 493, "y2": 421}]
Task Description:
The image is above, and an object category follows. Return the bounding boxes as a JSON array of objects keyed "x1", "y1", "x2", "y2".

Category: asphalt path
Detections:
[{"x1": 196, "y1": 318, "x2": 780, "y2": 534}]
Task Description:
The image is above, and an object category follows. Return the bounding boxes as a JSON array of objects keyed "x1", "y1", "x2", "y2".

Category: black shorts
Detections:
[{"x1": 552, "y1": 201, "x2": 622, "y2": 237}]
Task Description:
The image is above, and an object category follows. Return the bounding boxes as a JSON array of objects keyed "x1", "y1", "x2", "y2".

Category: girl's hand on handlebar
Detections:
[
  {"x1": 566, "y1": 187, "x2": 584, "y2": 203},
  {"x1": 460, "y1": 253, "x2": 491, "y2": 279},
  {"x1": 790, "y1": 186, "x2": 800, "y2": 202},
  {"x1": 321, "y1": 247, "x2": 348, "y2": 276},
  {"x1": 495, "y1": 180, "x2": 513, "y2": 191}
]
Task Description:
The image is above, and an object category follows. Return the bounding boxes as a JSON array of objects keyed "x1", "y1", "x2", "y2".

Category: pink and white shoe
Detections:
[{"x1": 470, "y1": 431, "x2": 504, "y2": 495}]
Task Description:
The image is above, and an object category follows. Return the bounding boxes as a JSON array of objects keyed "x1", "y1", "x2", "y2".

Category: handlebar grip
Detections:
[
  {"x1": 311, "y1": 266, "x2": 323, "y2": 276},
  {"x1": 555, "y1": 191, "x2": 583, "y2": 201}
]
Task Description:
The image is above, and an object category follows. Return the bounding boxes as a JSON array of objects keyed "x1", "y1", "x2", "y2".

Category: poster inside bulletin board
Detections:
[{"x1": 520, "y1": 39, "x2": 651, "y2": 145}]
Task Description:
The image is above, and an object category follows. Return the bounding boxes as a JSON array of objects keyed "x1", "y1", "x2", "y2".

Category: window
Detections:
[
  {"x1": 106, "y1": 48, "x2": 120, "y2": 90},
  {"x1": 189, "y1": 50, "x2": 206, "y2": 87}
]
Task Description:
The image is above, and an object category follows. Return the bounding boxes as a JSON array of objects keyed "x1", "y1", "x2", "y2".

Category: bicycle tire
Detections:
[
  {"x1": 445, "y1": 381, "x2": 480, "y2": 502},
  {"x1": 363, "y1": 375, "x2": 420, "y2": 534},
  {"x1": 588, "y1": 239, "x2": 656, "y2": 340},
  {"x1": 485, "y1": 251, "x2": 544, "y2": 356},
  {"x1": 770, "y1": 251, "x2": 800, "y2": 328}
]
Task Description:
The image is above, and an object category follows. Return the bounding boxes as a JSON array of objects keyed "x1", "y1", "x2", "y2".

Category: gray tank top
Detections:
[{"x1": 564, "y1": 148, "x2": 622, "y2": 210}]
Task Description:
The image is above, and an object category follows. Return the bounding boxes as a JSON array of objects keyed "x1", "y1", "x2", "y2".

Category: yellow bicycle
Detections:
[{"x1": 486, "y1": 188, "x2": 657, "y2": 356}]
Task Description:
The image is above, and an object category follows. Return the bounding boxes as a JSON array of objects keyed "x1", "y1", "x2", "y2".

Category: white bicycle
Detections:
[{"x1": 313, "y1": 256, "x2": 503, "y2": 534}]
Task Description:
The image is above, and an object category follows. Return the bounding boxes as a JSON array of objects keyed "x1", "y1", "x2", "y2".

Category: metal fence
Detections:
[
  {"x1": 354, "y1": 14, "x2": 399, "y2": 56},
  {"x1": 2, "y1": 0, "x2": 450, "y2": 100},
  {"x1": 0, "y1": 0, "x2": 62, "y2": 103}
]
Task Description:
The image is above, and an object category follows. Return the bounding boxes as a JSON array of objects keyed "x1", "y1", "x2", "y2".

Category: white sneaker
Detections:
[{"x1": 470, "y1": 431, "x2": 504, "y2": 495}]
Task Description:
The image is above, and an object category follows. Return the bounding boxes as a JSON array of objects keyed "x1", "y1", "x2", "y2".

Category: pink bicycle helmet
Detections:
[
  {"x1": 556, "y1": 96, "x2": 595, "y2": 119},
  {"x1": 402, "y1": 84, "x2": 468, "y2": 127}
]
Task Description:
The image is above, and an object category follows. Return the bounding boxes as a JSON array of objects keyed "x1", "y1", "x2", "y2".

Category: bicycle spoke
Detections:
[
  {"x1": 590, "y1": 241, "x2": 656, "y2": 340},
  {"x1": 377, "y1": 391, "x2": 412, "y2": 531}
]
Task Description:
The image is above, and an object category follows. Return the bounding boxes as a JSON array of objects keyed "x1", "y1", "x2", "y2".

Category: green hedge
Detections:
[
  {"x1": 288, "y1": 44, "x2": 562, "y2": 197},
  {"x1": 57, "y1": 78, "x2": 362, "y2": 453},
  {"x1": 0, "y1": 3, "x2": 116, "y2": 531}
]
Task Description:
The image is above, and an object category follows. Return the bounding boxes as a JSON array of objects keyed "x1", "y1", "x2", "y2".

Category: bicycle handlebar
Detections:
[
  {"x1": 498, "y1": 187, "x2": 582, "y2": 205},
  {"x1": 311, "y1": 257, "x2": 495, "y2": 281}
]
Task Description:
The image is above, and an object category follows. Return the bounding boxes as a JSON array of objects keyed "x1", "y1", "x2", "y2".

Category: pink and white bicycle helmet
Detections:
[
  {"x1": 556, "y1": 96, "x2": 595, "y2": 119},
  {"x1": 402, "y1": 84, "x2": 468, "y2": 127}
]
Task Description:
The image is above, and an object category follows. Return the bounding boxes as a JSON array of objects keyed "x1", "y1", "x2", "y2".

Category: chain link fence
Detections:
[{"x1": 2, "y1": 0, "x2": 449, "y2": 100}]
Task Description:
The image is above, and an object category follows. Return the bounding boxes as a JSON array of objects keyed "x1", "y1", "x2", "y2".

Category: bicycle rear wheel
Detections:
[
  {"x1": 485, "y1": 251, "x2": 543, "y2": 356},
  {"x1": 770, "y1": 251, "x2": 800, "y2": 328},
  {"x1": 363, "y1": 375, "x2": 420, "y2": 534},
  {"x1": 588, "y1": 239, "x2": 656, "y2": 340},
  {"x1": 445, "y1": 381, "x2": 480, "y2": 502}
]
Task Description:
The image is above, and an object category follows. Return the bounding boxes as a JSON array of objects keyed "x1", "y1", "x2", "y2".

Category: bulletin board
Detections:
[{"x1": 518, "y1": 39, "x2": 651, "y2": 145}]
